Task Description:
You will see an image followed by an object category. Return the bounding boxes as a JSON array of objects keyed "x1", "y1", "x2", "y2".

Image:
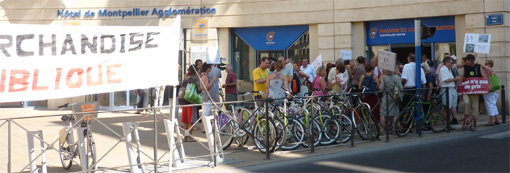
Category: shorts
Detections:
[{"x1": 441, "y1": 87, "x2": 457, "y2": 108}]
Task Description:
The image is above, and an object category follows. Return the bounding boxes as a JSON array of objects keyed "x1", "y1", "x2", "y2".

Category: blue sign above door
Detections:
[
  {"x1": 366, "y1": 16, "x2": 455, "y2": 45},
  {"x1": 233, "y1": 25, "x2": 308, "y2": 50}
]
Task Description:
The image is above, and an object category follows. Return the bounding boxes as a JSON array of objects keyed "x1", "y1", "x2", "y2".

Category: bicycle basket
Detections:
[{"x1": 72, "y1": 102, "x2": 99, "y2": 122}]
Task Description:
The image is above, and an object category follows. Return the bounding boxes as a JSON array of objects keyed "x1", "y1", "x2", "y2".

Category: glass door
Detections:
[{"x1": 256, "y1": 50, "x2": 284, "y2": 67}]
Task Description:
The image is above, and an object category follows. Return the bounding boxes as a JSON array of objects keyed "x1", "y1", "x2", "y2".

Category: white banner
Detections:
[
  {"x1": 311, "y1": 54, "x2": 323, "y2": 71},
  {"x1": 0, "y1": 16, "x2": 181, "y2": 103},
  {"x1": 340, "y1": 50, "x2": 352, "y2": 60},
  {"x1": 377, "y1": 50, "x2": 397, "y2": 72},
  {"x1": 463, "y1": 33, "x2": 491, "y2": 54},
  {"x1": 206, "y1": 47, "x2": 220, "y2": 64},
  {"x1": 190, "y1": 46, "x2": 207, "y2": 64}
]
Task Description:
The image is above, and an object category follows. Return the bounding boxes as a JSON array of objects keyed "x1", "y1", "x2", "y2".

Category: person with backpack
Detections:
[
  {"x1": 421, "y1": 63, "x2": 436, "y2": 102},
  {"x1": 293, "y1": 62, "x2": 309, "y2": 96},
  {"x1": 358, "y1": 64, "x2": 381, "y2": 120},
  {"x1": 178, "y1": 65, "x2": 202, "y2": 142}
]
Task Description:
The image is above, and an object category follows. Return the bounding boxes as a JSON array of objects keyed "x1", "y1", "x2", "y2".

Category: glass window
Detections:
[
  {"x1": 232, "y1": 34, "x2": 256, "y2": 92},
  {"x1": 368, "y1": 45, "x2": 390, "y2": 62},
  {"x1": 288, "y1": 30, "x2": 309, "y2": 64},
  {"x1": 434, "y1": 42, "x2": 456, "y2": 64}
]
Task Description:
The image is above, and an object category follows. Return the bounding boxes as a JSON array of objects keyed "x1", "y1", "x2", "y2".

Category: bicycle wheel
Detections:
[
  {"x1": 298, "y1": 115, "x2": 322, "y2": 148},
  {"x1": 353, "y1": 108, "x2": 369, "y2": 140},
  {"x1": 429, "y1": 108, "x2": 447, "y2": 133},
  {"x1": 395, "y1": 110, "x2": 414, "y2": 137},
  {"x1": 272, "y1": 118, "x2": 287, "y2": 151},
  {"x1": 336, "y1": 114, "x2": 352, "y2": 143},
  {"x1": 84, "y1": 130, "x2": 97, "y2": 171},
  {"x1": 59, "y1": 134, "x2": 73, "y2": 170},
  {"x1": 253, "y1": 118, "x2": 278, "y2": 153},
  {"x1": 281, "y1": 118, "x2": 305, "y2": 150},
  {"x1": 239, "y1": 109, "x2": 252, "y2": 145},
  {"x1": 316, "y1": 115, "x2": 340, "y2": 145},
  {"x1": 217, "y1": 119, "x2": 235, "y2": 150},
  {"x1": 366, "y1": 112, "x2": 380, "y2": 139}
]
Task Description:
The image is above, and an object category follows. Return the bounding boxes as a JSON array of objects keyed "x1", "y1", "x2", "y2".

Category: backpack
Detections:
[
  {"x1": 427, "y1": 73, "x2": 439, "y2": 95},
  {"x1": 177, "y1": 77, "x2": 191, "y2": 105},
  {"x1": 291, "y1": 70, "x2": 301, "y2": 94},
  {"x1": 362, "y1": 74, "x2": 376, "y2": 95}
]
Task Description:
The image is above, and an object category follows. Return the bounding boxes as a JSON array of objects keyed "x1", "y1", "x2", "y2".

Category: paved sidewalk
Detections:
[{"x1": 0, "y1": 107, "x2": 506, "y2": 172}]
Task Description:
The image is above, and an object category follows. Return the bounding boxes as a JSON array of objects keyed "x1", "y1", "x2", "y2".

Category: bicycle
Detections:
[
  {"x1": 58, "y1": 102, "x2": 99, "y2": 171},
  {"x1": 394, "y1": 92, "x2": 447, "y2": 137},
  {"x1": 272, "y1": 88, "x2": 306, "y2": 150},
  {"x1": 337, "y1": 87, "x2": 380, "y2": 141},
  {"x1": 308, "y1": 88, "x2": 343, "y2": 145},
  {"x1": 215, "y1": 91, "x2": 280, "y2": 153}
]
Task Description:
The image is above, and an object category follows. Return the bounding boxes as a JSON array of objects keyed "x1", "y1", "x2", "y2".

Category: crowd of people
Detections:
[
  {"x1": 252, "y1": 53, "x2": 502, "y2": 133},
  {"x1": 137, "y1": 52, "x2": 502, "y2": 142}
]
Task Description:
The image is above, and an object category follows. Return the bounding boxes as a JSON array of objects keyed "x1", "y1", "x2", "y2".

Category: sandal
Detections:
[
  {"x1": 495, "y1": 121, "x2": 501, "y2": 125},
  {"x1": 485, "y1": 122, "x2": 495, "y2": 126},
  {"x1": 469, "y1": 125, "x2": 476, "y2": 131},
  {"x1": 462, "y1": 119, "x2": 471, "y2": 130}
]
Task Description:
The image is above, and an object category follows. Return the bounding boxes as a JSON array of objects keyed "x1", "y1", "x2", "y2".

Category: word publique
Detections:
[{"x1": 0, "y1": 32, "x2": 161, "y2": 93}]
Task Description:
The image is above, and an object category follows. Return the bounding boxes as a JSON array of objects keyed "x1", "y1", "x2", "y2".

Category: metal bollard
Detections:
[
  {"x1": 501, "y1": 85, "x2": 506, "y2": 124},
  {"x1": 265, "y1": 98, "x2": 270, "y2": 160},
  {"x1": 310, "y1": 96, "x2": 315, "y2": 153},
  {"x1": 153, "y1": 110, "x2": 158, "y2": 172},
  {"x1": 446, "y1": 87, "x2": 451, "y2": 132},
  {"x1": 350, "y1": 95, "x2": 355, "y2": 148},
  {"x1": 213, "y1": 118, "x2": 217, "y2": 167},
  {"x1": 385, "y1": 92, "x2": 389, "y2": 142}
]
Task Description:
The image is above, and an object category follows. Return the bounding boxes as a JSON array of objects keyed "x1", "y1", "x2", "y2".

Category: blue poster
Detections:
[
  {"x1": 233, "y1": 25, "x2": 308, "y2": 50},
  {"x1": 366, "y1": 16, "x2": 455, "y2": 45}
]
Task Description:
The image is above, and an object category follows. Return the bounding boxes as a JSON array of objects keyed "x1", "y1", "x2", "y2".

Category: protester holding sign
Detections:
[{"x1": 459, "y1": 54, "x2": 488, "y2": 131}]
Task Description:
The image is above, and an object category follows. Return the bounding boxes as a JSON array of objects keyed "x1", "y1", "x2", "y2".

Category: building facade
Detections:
[{"x1": 1, "y1": 0, "x2": 508, "y2": 109}]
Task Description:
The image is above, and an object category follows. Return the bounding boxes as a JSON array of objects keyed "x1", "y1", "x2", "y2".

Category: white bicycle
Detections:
[{"x1": 58, "y1": 102, "x2": 98, "y2": 171}]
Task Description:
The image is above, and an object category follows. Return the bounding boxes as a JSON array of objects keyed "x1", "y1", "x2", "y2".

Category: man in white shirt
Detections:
[
  {"x1": 439, "y1": 57, "x2": 462, "y2": 124},
  {"x1": 401, "y1": 53, "x2": 426, "y2": 107},
  {"x1": 300, "y1": 58, "x2": 316, "y2": 82},
  {"x1": 402, "y1": 53, "x2": 426, "y2": 88}
]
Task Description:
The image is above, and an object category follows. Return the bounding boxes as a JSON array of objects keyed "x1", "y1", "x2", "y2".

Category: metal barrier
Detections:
[{"x1": 0, "y1": 85, "x2": 501, "y2": 172}]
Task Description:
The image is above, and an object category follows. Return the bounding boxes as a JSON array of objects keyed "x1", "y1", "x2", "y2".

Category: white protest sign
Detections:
[
  {"x1": 377, "y1": 50, "x2": 397, "y2": 72},
  {"x1": 206, "y1": 47, "x2": 220, "y2": 64},
  {"x1": 340, "y1": 50, "x2": 352, "y2": 60},
  {"x1": 463, "y1": 33, "x2": 491, "y2": 54},
  {"x1": 190, "y1": 46, "x2": 207, "y2": 64},
  {"x1": 311, "y1": 54, "x2": 323, "y2": 71},
  {"x1": 0, "y1": 16, "x2": 181, "y2": 103}
]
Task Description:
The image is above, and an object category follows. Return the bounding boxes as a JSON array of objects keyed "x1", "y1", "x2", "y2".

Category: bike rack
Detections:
[
  {"x1": 163, "y1": 119, "x2": 187, "y2": 170},
  {"x1": 122, "y1": 122, "x2": 146, "y2": 173},
  {"x1": 76, "y1": 126, "x2": 96, "y2": 172},
  {"x1": 26, "y1": 130, "x2": 47, "y2": 173},
  {"x1": 203, "y1": 115, "x2": 225, "y2": 164}
]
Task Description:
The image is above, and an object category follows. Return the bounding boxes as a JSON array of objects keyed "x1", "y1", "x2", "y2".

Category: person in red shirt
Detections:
[{"x1": 222, "y1": 64, "x2": 237, "y2": 109}]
